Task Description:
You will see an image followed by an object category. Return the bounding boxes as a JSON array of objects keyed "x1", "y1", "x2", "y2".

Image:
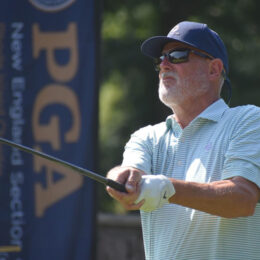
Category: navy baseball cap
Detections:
[{"x1": 141, "y1": 21, "x2": 231, "y2": 102}]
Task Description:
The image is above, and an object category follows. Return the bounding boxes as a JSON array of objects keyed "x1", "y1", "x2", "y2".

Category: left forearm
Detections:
[{"x1": 168, "y1": 177, "x2": 260, "y2": 218}]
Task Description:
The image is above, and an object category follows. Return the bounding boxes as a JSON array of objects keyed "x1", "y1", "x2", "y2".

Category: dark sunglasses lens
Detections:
[
  {"x1": 168, "y1": 50, "x2": 189, "y2": 63},
  {"x1": 153, "y1": 49, "x2": 190, "y2": 71}
]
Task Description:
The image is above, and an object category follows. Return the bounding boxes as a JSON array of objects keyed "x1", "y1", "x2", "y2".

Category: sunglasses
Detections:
[{"x1": 154, "y1": 48, "x2": 213, "y2": 71}]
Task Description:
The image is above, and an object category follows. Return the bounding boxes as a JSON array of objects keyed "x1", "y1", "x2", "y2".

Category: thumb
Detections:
[{"x1": 125, "y1": 171, "x2": 142, "y2": 193}]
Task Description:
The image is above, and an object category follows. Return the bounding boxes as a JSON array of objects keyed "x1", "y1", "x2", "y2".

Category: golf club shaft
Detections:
[{"x1": 0, "y1": 137, "x2": 127, "y2": 193}]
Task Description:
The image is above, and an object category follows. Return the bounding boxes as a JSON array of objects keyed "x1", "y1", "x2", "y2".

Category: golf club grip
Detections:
[{"x1": 106, "y1": 179, "x2": 127, "y2": 193}]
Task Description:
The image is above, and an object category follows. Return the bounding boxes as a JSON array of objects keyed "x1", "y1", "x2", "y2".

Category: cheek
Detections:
[{"x1": 183, "y1": 64, "x2": 209, "y2": 86}]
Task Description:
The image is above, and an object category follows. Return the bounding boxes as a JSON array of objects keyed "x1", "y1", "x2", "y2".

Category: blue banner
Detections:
[{"x1": 0, "y1": 0, "x2": 98, "y2": 259}]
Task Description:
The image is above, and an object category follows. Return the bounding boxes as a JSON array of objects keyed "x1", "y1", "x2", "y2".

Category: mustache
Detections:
[{"x1": 160, "y1": 71, "x2": 178, "y2": 79}]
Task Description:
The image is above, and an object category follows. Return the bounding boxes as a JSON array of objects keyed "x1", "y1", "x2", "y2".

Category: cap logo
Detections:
[{"x1": 170, "y1": 25, "x2": 180, "y2": 35}]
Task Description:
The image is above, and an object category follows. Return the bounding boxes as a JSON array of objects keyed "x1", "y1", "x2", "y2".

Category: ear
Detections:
[{"x1": 208, "y1": 59, "x2": 223, "y2": 80}]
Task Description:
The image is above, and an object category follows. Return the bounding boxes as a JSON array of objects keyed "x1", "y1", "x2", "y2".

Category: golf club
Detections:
[{"x1": 0, "y1": 137, "x2": 127, "y2": 193}]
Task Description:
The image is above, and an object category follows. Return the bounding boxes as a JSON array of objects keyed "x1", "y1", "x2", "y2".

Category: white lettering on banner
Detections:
[
  {"x1": 8, "y1": 23, "x2": 26, "y2": 256},
  {"x1": 9, "y1": 77, "x2": 25, "y2": 166},
  {"x1": 9, "y1": 171, "x2": 24, "y2": 247},
  {"x1": 8, "y1": 77, "x2": 25, "y2": 253},
  {"x1": 11, "y1": 23, "x2": 23, "y2": 71}
]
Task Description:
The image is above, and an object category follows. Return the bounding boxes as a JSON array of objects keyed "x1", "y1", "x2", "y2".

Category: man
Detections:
[{"x1": 106, "y1": 21, "x2": 260, "y2": 260}]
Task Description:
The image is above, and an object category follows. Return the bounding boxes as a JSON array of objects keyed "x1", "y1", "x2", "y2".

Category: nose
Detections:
[{"x1": 159, "y1": 56, "x2": 172, "y2": 72}]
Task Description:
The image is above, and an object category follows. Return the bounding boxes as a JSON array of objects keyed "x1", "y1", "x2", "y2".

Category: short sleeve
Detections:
[
  {"x1": 222, "y1": 106, "x2": 260, "y2": 188},
  {"x1": 122, "y1": 126, "x2": 153, "y2": 174}
]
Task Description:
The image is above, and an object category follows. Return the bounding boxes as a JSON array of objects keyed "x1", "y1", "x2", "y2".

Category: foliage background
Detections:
[{"x1": 97, "y1": 0, "x2": 260, "y2": 212}]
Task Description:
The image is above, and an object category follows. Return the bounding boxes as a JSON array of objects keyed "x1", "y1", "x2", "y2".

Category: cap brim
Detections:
[{"x1": 141, "y1": 36, "x2": 197, "y2": 58}]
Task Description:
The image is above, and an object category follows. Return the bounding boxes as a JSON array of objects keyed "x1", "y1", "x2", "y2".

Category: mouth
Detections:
[
  {"x1": 161, "y1": 72, "x2": 177, "y2": 85},
  {"x1": 161, "y1": 72, "x2": 176, "y2": 80},
  {"x1": 163, "y1": 77, "x2": 175, "y2": 82}
]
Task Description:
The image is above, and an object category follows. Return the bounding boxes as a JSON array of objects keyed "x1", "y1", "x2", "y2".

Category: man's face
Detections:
[{"x1": 158, "y1": 42, "x2": 211, "y2": 108}]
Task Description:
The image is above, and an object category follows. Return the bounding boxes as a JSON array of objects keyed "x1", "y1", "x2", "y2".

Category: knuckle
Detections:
[{"x1": 128, "y1": 172, "x2": 142, "y2": 183}]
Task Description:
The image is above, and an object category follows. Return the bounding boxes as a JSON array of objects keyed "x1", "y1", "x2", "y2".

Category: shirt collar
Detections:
[
  {"x1": 196, "y1": 98, "x2": 229, "y2": 122},
  {"x1": 165, "y1": 98, "x2": 229, "y2": 129}
]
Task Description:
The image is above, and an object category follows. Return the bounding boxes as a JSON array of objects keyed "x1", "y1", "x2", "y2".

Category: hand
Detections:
[
  {"x1": 135, "y1": 175, "x2": 175, "y2": 212},
  {"x1": 106, "y1": 166, "x2": 145, "y2": 210}
]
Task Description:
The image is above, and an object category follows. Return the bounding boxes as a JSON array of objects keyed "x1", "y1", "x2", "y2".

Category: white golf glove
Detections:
[{"x1": 135, "y1": 175, "x2": 175, "y2": 212}]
